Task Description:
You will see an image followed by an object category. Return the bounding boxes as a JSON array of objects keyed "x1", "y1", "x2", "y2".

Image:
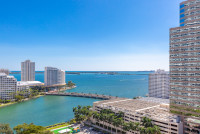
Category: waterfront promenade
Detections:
[{"x1": 46, "y1": 92, "x2": 120, "y2": 100}]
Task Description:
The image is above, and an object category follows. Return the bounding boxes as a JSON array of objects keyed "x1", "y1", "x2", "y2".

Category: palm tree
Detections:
[
  {"x1": 146, "y1": 127, "x2": 155, "y2": 134},
  {"x1": 112, "y1": 118, "x2": 123, "y2": 133},
  {"x1": 122, "y1": 122, "x2": 130, "y2": 132},
  {"x1": 134, "y1": 122, "x2": 140, "y2": 131},
  {"x1": 108, "y1": 113, "x2": 114, "y2": 133},
  {"x1": 141, "y1": 117, "x2": 153, "y2": 128},
  {"x1": 100, "y1": 113, "x2": 107, "y2": 129},
  {"x1": 93, "y1": 111, "x2": 100, "y2": 124},
  {"x1": 112, "y1": 118, "x2": 118, "y2": 133},
  {"x1": 139, "y1": 127, "x2": 146, "y2": 134},
  {"x1": 129, "y1": 122, "x2": 137, "y2": 132},
  {"x1": 117, "y1": 111, "x2": 124, "y2": 118},
  {"x1": 153, "y1": 125, "x2": 161, "y2": 134}
]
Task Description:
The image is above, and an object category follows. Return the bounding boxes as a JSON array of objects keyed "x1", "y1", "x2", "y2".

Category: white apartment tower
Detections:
[
  {"x1": 0, "y1": 73, "x2": 17, "y2": 100},
  {"x1": 21, "y1": 60, "x2": 35, "y2": 81},
  {"x1": 44, "y1": 67, "x2": 65, "y2": 86},
  {"x1": 149, "y1": 69, "x2": 169, "y2": 99}
]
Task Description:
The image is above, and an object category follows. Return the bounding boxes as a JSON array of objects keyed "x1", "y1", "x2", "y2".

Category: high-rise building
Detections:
[
  {"x1": 149, "y1": 69, "x2": 169, "y2": 99},
  {"x1": 0, "y1": 69, "x2": 9, "y2": 75},
  {"x1": 0, "y1": 73, "x2": 17, "y2": 100},
  {"x1": 170, "y1": 0, "x2": 200, "y2": 133},
  {"x1": 44, "y1": 67, "x2": 65, "y2": 86},
  {"x1": 21, "y1": 60, "x2": 35, "y2": 81}
]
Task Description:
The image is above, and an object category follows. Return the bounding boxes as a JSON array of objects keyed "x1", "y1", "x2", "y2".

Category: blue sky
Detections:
[{"x1": 0, "y1": 0, "x2": 182, "y2": 71}]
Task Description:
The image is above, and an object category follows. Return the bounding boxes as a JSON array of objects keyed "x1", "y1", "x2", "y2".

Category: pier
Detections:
[{"x1": 45, "y1": 92, "x2": 120, "y2": 100}]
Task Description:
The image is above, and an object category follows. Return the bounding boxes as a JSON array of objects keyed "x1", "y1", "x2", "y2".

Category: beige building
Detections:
[
  {"x1": 0, "y1": 73, "x2": 17, "y2": 100},
  {"x1": 92, "y1": 97, "x2": 183, "y2": 134},
  {"x1": 21, "y1": 60, "x2": 35, "y2": 81},
  {"x1": 149, "y1": 69, "x2": 169, "y2": 99},
  {"x1": 44, "y1": 67, "x2": 65, "y2": 86}
]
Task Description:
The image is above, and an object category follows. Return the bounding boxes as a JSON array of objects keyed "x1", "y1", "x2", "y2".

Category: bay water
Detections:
[{"x1": 0, "y1": 71, "x2": 151, "y2": 128}]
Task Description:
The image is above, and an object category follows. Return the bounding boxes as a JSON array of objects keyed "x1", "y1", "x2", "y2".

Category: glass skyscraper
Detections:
[{"x1": 170, "y1": 0, "x2": 200, "y2": 133}]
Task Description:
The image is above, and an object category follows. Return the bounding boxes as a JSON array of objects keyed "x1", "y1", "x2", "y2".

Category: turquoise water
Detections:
[
  {"x1": 0, "y1": 72, "x2": 151, "y2": 128},
  {"x1": 0, "y1": 96, "x2": 100, "y2": 128}
]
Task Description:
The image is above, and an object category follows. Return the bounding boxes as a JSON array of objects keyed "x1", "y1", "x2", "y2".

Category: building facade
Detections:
[
  {"x1": 44, "y1": 67, "x2": 66, "y2": 86},
  {"x1": 0, "y1": 73, "x2": 17, "y2": 100},
  {"x1": 0, "y1": 69, "x2": 9, "y2": 75},
  {"x1": 17, "y1": 81, "x2": 44, "y2": 92},
  {"x1": 149, "y1": 69, "x2": 170, "y2": 99},
  {"x1": 21, "y1": 60, "x2": 35, "y2": 81},
  {"x1": 91, "y1": 98, "x2": 183, "y2": 134},
  {"x1": 170, "y1": 0, "x2": 200, "y2": 133}
]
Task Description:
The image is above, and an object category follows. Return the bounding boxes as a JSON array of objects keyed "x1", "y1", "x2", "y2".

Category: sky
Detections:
[{"x1": 0, "y1": 0, "x2": 183, "y2": 71}]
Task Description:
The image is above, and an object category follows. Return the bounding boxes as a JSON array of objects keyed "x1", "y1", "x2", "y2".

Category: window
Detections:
[
  {"x1": 180, "y1": 9, "x2": 185, "y2": 13},
  {"x1": 180, "y1": 19, "x2": 185, "y2": 23},
  {"x1": 180, "y1": 14, "x2": 185, "y2": 18},
  {"x1": 180, "y1": 4, "x2": 185, "y2": 9}
]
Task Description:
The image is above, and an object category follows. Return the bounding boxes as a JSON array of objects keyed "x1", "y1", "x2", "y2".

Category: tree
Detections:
[
  {"x1": 93, "y1": 111, "x2": 100, "y2": 122},
  {"x1": 122, "y1": 122, "x2": 130, "y2": 132},
  {"x1": 13, "y1": 123, "x2": 52, "y2": 134},
  {"x1": 14, "y1": 95, "x2": 24, "y2": 102},
  {"x1": 146, "y1": 127, "x2": 155, "y2": 134},
  {"x1": 153, "y1": 125, "x2": 161, "y2": 134},
  {"x1": 141, "y1": 117, "x2": 153, "y2": 128},
  {"x1": 134, "y1": 122, "x2": 140, "y2": 131},
  {"x1": 108, "y1": 113, "x2": 115, "y2": 133},
  {"x1": 112, "y1": 118, "x2": 123, "y2": 133},
  {"x1": 0, "y1": 123, "x2": 13, "y2": 134},
  {"x1": 139, "y1": 127, "x2": 146, "y2": 134},
  {"x1": 67, "y1": 81, "x2": 75, "y2": 87}
]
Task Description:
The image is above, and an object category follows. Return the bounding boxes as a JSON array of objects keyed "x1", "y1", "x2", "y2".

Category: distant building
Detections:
[
  {"x1": 44, "y1": 67, "x2": 65, "y2": 86},
  {"x1": 21, "y1": 60, "x2": 35, "y2": 81},
  {"x1": 149, "y1": 69, "x2": 169, "y2": 99},
  {"x1": 0, "y1": 73, "x2": 17, "y2": 100},
  {"x1": 0, "y1": 69, "x2": 9, "y2": 75},
  {"x1": 17, "y1": 81, "x2": 44, "y2": 92}
]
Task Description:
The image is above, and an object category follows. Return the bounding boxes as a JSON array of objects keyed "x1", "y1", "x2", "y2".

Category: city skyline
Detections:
[{"x1": 0, "y1": 0, "x2": 183, "y2": 71}]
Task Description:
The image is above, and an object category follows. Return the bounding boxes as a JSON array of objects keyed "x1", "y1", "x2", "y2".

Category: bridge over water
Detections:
[{"x1": 45, "y1": 92, "x2": 120, "y2": 100}]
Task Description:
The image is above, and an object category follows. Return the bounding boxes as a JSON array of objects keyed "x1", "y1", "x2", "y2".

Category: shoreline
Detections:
[
  {"x1": 60, "y1": 86, "x2": 76, "y2": 91},
  {"x1": 0, "y1": 86, "x2": 76, "y2": 108},
  {"x1": 0, "y1": 94, "x2": 44, "y2": 108},
  {"x1": 58, "y1": 86, "x2": 76, "y2": 92}
]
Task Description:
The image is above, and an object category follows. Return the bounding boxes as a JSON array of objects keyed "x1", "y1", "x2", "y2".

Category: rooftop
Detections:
[
  {"x1": 94, "y1": 97, "x2": 179, "y2": 123},
  {"x1": 17, "y1": 81, "x2": 44, "y2": 86},
  {"x1": 0, "y1": 73, "x2": 7, "y2": 76},
  {"x1": 0, "y1": 73, "x2": 15, "y2": 79}
]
